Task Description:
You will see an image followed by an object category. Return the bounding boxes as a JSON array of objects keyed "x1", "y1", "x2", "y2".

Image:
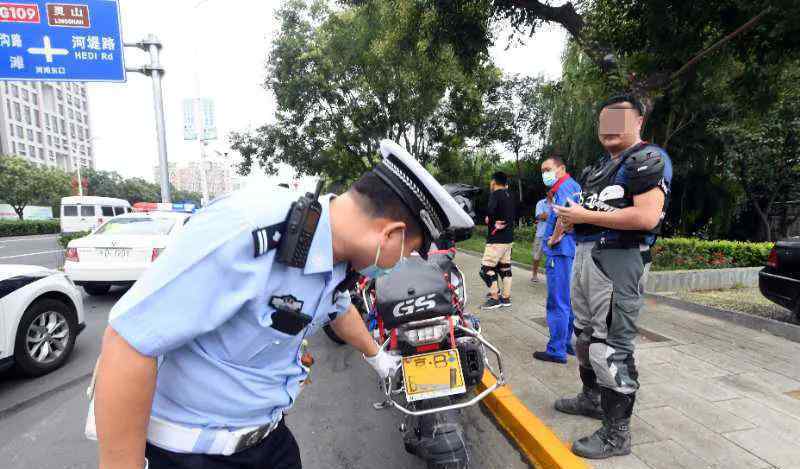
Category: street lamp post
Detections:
[{"x1": 124, "y1": 34, "x2": 171, "y2": 204}]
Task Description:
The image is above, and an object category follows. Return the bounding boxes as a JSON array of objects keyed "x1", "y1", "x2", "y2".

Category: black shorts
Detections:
[{"x1": 145, "y1": 418, "x2": 301, "y2": 469}]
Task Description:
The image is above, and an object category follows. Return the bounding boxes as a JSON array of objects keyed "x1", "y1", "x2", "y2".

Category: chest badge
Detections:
[{"x1": 269, "y1": 294, "x2": 304, "y2": 313}]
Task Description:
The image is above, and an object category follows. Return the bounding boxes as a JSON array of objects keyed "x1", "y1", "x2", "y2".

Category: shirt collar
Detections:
[{"x1": 304, "y1": 194, "x2": 337, "y2": 275}]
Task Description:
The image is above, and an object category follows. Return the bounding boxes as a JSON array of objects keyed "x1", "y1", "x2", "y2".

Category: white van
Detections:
[{"x1": 60, "y1": 196, "x2": 132, "y2": 234}]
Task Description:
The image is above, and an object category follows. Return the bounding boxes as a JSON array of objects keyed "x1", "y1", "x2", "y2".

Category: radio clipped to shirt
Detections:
[{"x1": 276, "y1": 180, "x2": 325, "y2": 268}]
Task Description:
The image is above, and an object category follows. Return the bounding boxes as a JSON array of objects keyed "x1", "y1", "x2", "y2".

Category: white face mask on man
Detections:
[{"x1": 358, "y1": 229, "x2": 406, "y2": 279}]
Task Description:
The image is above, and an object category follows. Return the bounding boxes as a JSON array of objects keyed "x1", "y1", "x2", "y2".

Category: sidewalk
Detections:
[{"x1": 458, "y1": 252, "x2": 800, "y2": 469}]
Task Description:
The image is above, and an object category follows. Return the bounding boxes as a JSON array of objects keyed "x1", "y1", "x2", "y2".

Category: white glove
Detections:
[{"x1": 364, "y1": 348, "x2": 402, "y2": 380}]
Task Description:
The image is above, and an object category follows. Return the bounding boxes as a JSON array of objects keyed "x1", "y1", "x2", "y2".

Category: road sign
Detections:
[
  {"x1": 182, "y1": 98, "x2": 197, "y2": 141},
  {"x1": 200, "y1": 98, "x2": 216, "y2": 141},
  {"x1": 183, "y1": 97, "x2": 217, "y2": 141},
  {"x1": 0, "y1": 0, "x2": 125, "y2": 82}
]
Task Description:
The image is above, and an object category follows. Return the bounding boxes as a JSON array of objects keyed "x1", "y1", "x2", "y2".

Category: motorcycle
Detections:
[
  {"x1": 323, "y1": 183, "x2": 480, "y2": 346},
  {"x1": 365, "y1": 240, "x2": 505, "y2": 469}
]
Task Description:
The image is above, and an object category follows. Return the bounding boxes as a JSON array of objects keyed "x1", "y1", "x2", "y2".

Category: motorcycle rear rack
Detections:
[{"x1": 376, "y1": 324, "x2": 506, "y2": 417}]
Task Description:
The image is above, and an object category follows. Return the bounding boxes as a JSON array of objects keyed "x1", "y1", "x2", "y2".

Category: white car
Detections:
[
  {"x1": 0, "y1": 265, "x2": 86, "y2": 377},
  {"x1": 65, "y1": 211, "x2": 191, "y2": 296}
]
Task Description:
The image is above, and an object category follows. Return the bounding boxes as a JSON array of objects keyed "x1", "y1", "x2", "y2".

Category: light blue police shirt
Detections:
[
  {"x1": 534, "y1": 199, "x2": 550, "y2": 238},
  {"x1": 109, "y1": 185, "x2": 351, "y2": 430}
]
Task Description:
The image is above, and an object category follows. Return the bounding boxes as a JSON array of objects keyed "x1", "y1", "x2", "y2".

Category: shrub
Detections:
[
  {"x1": 0, "y1": 219, "x2": 60, "y2": 237},
  {"x1": 651, "y1": 238, "x2": 772, "y2": 271},
  {"x1": 464, "y1": 227, "x2": 771, "y2": 271},
  {"x1": 58, "y1": 231, "x2": 90, "y2": 248}
]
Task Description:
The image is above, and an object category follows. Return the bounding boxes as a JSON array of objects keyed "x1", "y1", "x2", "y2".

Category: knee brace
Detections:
[
  {"x1": 479, "y1": 265, "x2": 497, "y2": 287},
  {"x1": 588, "y1": 340, "x2": 639, "y2": 394},
  {"x1": 497, "y1": 262, "x2": 512, "y2": 278}
]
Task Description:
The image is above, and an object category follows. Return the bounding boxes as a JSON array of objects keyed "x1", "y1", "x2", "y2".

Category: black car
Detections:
[{"x1": 759, "y1": 237, "x2": 800, "y2": 321}]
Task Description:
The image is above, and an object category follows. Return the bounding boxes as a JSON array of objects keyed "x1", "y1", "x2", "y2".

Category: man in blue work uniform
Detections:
[
  {"x1": 553, "y1": 95, "x2": 672, "y2": 459},
  {"x1": 92, "y1": 140, "x2": 474, "y2": 469},
  {"x1": 533, "y1": 154, "x2": 581, "y2": 364}
]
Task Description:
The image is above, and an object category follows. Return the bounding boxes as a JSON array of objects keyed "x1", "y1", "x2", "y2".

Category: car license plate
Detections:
[
  {"x1": 402, "y1": 349, "x2": 465, "y2": 402},
  {"x1": 98, "y1": 248, "x2": 130, "y2": 259}
]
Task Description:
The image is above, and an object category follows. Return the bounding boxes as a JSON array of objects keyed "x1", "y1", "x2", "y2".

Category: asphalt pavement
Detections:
[
  {"x1": 0, "y1": 236, "x2": 530, "y2": 469},
  {"x1": 0, "y1": 234, "x2": 65, "y2": 270}
]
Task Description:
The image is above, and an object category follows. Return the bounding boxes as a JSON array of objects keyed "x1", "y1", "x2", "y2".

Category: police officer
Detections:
[
  {"x1": 93, "y1": 140, "x2": 474, "y2": 469},
  {"x1": 552, "y1": 95, "x2": 672, "y2": 459}
]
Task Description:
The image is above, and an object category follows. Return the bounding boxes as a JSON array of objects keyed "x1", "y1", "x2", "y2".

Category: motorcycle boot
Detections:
[
  {"x1": 571, "y1": 388, "x2": 634, "y2": 459},
  {"x1": 554, "y1": 366, "x2": 602, "y2": 419}
]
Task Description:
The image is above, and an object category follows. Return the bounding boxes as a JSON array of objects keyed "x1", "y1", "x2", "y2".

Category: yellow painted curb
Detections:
[{"x1": 478, "y1": 371, "x2": 589, "y2": 469}]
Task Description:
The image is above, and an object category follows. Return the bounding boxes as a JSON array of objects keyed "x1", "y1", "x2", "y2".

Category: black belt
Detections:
[{"x1": 594, "y1": 238, "x2": 652, "y2": 264}]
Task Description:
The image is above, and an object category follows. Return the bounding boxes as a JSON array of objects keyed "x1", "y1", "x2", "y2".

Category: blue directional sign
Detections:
[{"x1": 0, "y1": 0, "x2": 125, "y2": 82}]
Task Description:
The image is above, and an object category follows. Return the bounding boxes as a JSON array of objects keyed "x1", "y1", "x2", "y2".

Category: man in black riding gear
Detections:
[{"x1": 552, "y1": 95, "x2": 673, "y2": 460}]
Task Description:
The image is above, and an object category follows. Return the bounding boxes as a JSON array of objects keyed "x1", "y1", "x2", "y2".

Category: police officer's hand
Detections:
[
  {"x1": 553, "y1": 203, "x2": 592, "y2": 226},
  {"x1": 364, "y1": 348, "x2": 402, "y2": 380}
]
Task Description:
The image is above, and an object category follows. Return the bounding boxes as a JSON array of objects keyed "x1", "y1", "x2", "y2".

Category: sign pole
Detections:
[{"x1": 125, "y1": 34, "x2": 170, "y2": 203}]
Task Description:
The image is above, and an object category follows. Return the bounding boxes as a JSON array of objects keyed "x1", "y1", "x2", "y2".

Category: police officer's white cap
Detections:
[{"x1": 373, "y1": 139, "x2": 474, "y2": 256}]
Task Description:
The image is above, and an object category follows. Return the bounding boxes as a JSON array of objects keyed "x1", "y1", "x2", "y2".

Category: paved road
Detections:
[
  {"x1": 0, "y1": 236, "x2": 530, "y2": 469},
  {"x1": 0, "y1": 234, "x2": 64, "y2": 269}
]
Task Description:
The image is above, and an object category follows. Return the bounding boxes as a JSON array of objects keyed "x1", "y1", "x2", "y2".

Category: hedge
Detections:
[
  {"x1": 463, "y1": 226, "x2": 771, "y2": 271},
  {"x1": 58, "y1": 231, "x2": 90, "y2": 248},
  {"x1": 0, "y1": 219, "x2": 60, "y2": 237},
  {"x1": 651, "y1": 238, "x2": 771, "y2": 271}
]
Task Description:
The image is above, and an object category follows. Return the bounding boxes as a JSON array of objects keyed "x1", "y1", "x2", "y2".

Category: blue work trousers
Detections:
[{"x1": 545, "y1": 255, "x2": 575, "y2": 360}]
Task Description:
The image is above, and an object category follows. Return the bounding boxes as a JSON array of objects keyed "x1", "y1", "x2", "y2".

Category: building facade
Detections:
[
  {"x1": 0, "y1": 81, "x2": 93, "y2": 172},
  {"x1": 154, "y1": 158, "x2": 236, "y2": 200}
]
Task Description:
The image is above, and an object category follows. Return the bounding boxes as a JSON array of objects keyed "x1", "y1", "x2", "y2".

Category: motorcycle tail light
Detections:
[
  {"x1": 403, "y1": 324, "x2": 447, "y2": 346},
  {"x1": 767, "y1": 247, "x2": 779, "y2": 269},
  {"x1": 66, "y1": 248, "x2": 79, "y2": 262}
]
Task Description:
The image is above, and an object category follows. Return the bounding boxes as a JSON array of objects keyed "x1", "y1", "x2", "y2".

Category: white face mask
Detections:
[{"x1": 358, "y1": 229, "x2": 405, "y2": 279}]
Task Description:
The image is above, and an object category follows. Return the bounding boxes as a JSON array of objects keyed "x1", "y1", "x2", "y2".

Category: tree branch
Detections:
[{"x1": 510, "y1": 0, "x2": 585, "y2": 38}]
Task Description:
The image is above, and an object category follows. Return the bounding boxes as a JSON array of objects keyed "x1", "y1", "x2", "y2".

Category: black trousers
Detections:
[{"x1": 145, "y1": 419, "x2": 302, "y2": 469}]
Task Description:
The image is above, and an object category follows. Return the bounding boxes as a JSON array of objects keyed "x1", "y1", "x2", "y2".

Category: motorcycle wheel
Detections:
[
  {"x1": 322, "y1": 324, "x2": 347, "y2": 345},
  {"x1": 405, "y1": 398, "x2": 470, "y2": 469}
]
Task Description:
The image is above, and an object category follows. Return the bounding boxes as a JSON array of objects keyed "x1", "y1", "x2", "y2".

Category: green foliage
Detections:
[
  {"x1": 230, "y1": 0, "x2": 501, "y2": 183},
  {"x1": 58, "y1": 230, "x2": 90, "y2": 248},
  {"x1": 651, "y1": 238, "x2": 772, "y2": 271},
  {"x1": 80, "y1": 168, "x2": 202, "y2": 206},
  {"x1": 0, "y1": 219, "x2": 61, "y2": 237},
  {"x1": 0, "y1": 156, "x2": 71, "y2": 220},
  {"x1": 465, "y1": 226, "x2": 770, "y2": 271}
]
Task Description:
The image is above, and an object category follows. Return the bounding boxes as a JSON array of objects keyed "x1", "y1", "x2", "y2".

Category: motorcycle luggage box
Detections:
[{"x1": 376, "y1": 257, "x2": 452, "y2": 328}]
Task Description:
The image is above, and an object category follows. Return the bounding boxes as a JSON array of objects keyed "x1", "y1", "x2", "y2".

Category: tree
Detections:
[
  {"x1": 709, "y1": 75, "x2": 800, "y2": 241},
  {"x1": 485, "y1": 74, "x2": 550, "y2": 201},
  {"x1": 230, "y1": 0, "x2": 500, "y2": 182},
  {"x1": 427, "y1": 1, "x2": 800, "y2": 110},
  {"x1": 82, "y1": 168, "x2": 126, "y2": 198},
  {"x1": 0, "y1": 156, "x2": 70, "y2": 219}
]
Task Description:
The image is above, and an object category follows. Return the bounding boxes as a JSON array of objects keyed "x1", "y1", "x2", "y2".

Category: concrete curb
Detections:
[
  {"x1": 648, "y1": 293, "x2": 800, "y2": 344},
  {"x1": 478, "y1": 372, "x2": 589, "y2": 469}
]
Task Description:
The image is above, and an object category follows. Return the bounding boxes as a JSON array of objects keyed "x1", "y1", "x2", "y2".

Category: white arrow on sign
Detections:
[{"x1": 27, "y1": 36, "x2": 69, "y2": 63}]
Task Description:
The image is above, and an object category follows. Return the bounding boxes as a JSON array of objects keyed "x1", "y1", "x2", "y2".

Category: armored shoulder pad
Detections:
[{"x1": 625, "y1": 145, "x2": 666, "y2": 196}]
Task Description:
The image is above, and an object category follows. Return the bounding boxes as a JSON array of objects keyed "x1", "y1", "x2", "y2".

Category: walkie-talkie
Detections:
[{"x1": 277, "y1": 180, "x2": 325, "y2": 268}]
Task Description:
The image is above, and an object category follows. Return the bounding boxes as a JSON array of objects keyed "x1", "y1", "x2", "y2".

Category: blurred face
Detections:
[{"x1": 598, "y1": 102, "x2": 643, "y2": 155}]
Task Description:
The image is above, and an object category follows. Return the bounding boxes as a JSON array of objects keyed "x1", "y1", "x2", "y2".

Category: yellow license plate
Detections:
[{"x1": 402, "y1": 349, "x2": 466, "y2": 402}]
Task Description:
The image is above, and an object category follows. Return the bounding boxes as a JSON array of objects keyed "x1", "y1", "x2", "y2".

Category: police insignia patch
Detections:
[
  {"x1": 269, "y1": 294, "x2": 304, "y2": 313},
  {"x1": 253, "y1": 222, "x2": 286, "y2": 257}
]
